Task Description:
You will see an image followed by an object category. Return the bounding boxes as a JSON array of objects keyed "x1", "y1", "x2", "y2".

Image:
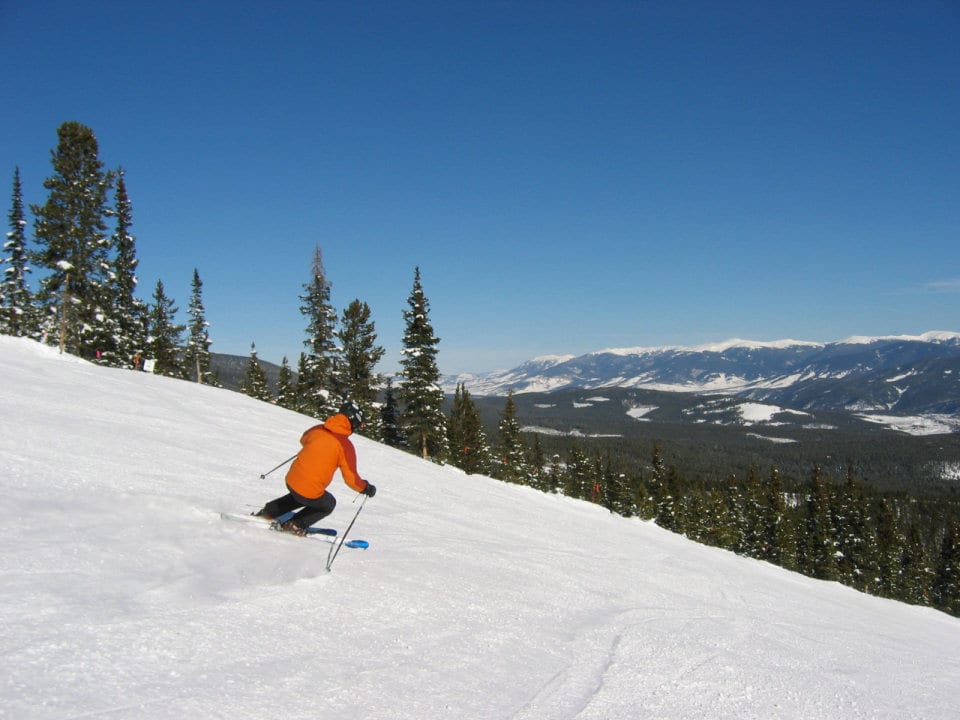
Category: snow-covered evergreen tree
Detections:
[
  {"x1": 337, "y1": 299, "x2": 384, "y2": 438},
  {"x1": 448, "y1": 383, "x2": 491, "y2": 475},
  {"x1": 760, "y1": 466, "x2": 797, "y2": 571},
  {"x1": 147, "y1": 279, "x2": 185, "y2": 378},
  {"x1": 799, "y1": 464, "x2": 838, "y2": 581},
  {"x1": 31, "y1": 121, "x2": 114, "y2": 357},
  {"x1": 240, "y1": 342, "x2": 271, "y2": 402},
  {"x1": 275, "y1": 356, "x2": 297, "y2": 410},
  {"x1": 900, "y1": 522, "x2": 932, "y2": 606},
  {"x1": 933, "y1": 520, "x2": 960, "y2": 615},
  {"x1": 398, "y1": 267, "x2": 447, "y2": 461},
  {"x1": 495, "y1": 391, "x2": 528, "y2": 484},
  {"x1": 298, "y1": 245, "x2": 339, "y2": 418},
  {"x1": 1, "y1": 167, "x2": 33, "y2": 337},
  {"x1": 184, "y1": 269, "x2": 214, "y2": 384},
  {"x1": 562, "y1": 445, "x2": 590, "y2": 499},
  {"x1": 872, "y1": 496, "x2": 905, "y2": 598},
  {"x1": 834, "y1": 464, "x2": 874, "y2": 591},
  {"x1": 108, "y1": 171, "x2": 148, "y2": 368},
  {"x1": 379, "y1": 378, "x2": 405, "y2": 449},
  {"x1": 294, "y1": 352, "x2": 311, "y2": 414}
]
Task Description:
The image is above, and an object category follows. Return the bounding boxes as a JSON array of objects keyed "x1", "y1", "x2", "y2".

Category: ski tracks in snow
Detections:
[
  {"x1": 510, "y1": 607, "x2": 657, "y2": 720},
  {"x1": 510, "y1": 597, "x2": 775, "y2": 720}
]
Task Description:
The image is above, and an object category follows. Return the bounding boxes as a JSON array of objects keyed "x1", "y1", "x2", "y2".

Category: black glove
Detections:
[{"x1": 363, "y1": 483, "x2": 377, "y2": 498}]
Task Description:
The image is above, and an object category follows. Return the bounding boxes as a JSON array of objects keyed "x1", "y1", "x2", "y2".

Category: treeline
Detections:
[
  {"x1": 445, "y1": 391, "x2": 960, "y2": 618},
  {"x1": 1, "y1": 121, "x2": 450, "y2": 457}
]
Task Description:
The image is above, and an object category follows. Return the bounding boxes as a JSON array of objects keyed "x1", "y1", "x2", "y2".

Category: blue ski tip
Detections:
[{"x1": 345, "y1": 539, "x2": 369, "y2": 549}]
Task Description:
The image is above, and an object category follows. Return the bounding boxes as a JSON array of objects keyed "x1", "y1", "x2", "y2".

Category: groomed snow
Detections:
[{"x1": 2, "y1": 335, "x2": 959, "y2": 719}]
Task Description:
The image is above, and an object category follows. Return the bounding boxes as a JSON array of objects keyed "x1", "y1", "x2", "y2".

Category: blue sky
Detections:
[{"x1": 2, "y1": 1, "x2": 958, "y2": 375}]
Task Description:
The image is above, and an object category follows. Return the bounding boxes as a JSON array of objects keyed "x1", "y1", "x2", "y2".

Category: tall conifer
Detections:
[
  {"x1": 299, "y1": 245, "x2": 339, "y2": 418},
  {"x1": 276, "y1": 356, "x2": 297, "y2": 410},
  {"x1": 448, "y1": 383, "x2": 491, "y2": 475},
  {"x1": 933, "y1": 520, "x2": 960, "y2": 615},
  {"x1": 147, "y1": 279, "x2": 185, "y2": 378},
  {"x1": 109, "y1": 171, "x2": 147, "y2": 367},
  {"x1": 800, "y1": 465, "x2": 838, "y2": 581},
  {"x1": 184, "y1": 269, "x2": 213, "y2": 384},
  {"x1": 379, "y1": 378, "x2": 406, "y2": 449},
  {"x1": 31, "y1": 121, "x2": 114, "y2": 356},
  {"x1": 2, "y1": 167, "x2": 33, "y2": 336},
  {"x1": 495, "y1": 391, "x2": 528, "y2": 484},
  {"x1": 398, "y1": 267, "x2": 447, "y2": 460},
  {"x1": 241, "y1": 342, "x2": 271, "y2": 401},
  {"x1": 337, "y1": 299, "x2": 384, "y2": 437}
]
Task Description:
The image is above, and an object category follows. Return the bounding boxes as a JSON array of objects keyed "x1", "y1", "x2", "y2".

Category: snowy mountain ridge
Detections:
[
  {"x1": 2, "y1": 335, "x2": 959, "y2": 719},
  {"x1": 445, "y1": 332, "x2": 960, "y2": 421}
]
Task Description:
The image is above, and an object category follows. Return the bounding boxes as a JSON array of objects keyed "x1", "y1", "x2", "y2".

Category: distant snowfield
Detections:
[
  {"x1": 626, "y1": 405, "x2": 658, "y2": 421},
  {"x1": 2, "y1": 335, "x2": 959, "y2": 720},
  {"x1": 858, "y1": 413, "x2": 960, "y2": 436}
]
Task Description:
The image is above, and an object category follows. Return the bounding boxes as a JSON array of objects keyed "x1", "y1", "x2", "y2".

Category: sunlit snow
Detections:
[{"x1": 2, "y1": 335, "x2": 959, "y2": 719}]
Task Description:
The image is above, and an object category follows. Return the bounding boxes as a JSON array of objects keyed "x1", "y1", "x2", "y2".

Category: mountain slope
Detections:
[
  {"x1": 447, "y1": 332, "x2": 960, "y2": 424},
  {"x1": 2, "y1": 336, "x2": 959, "y2": 719}
]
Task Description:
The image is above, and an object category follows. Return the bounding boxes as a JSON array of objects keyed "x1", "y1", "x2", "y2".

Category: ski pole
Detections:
[
  {"x1": 326, "y1": 494, "x2": 368, "y2": 572},
  {"x1": 260, "y1": 453, "x2": 297, "y2": 480}
]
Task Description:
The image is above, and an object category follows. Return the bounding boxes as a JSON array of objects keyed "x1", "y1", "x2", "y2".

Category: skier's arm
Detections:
[{"x1": 337, "y1": 437, "x2": 369, "y2": 494}]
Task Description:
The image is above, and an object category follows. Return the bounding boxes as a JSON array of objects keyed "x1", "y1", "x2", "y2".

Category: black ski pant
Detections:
[{"x1": 261, "y1": 487, "x2": 337, "y2": 529}]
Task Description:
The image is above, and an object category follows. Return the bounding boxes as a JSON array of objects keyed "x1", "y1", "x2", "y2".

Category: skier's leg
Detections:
[
  {"x1": 259, "y1": 492, "x2": 301, "y2": 519},
  {"x1": 288, "y1": 492, "x2": 337, "y2": 530}
]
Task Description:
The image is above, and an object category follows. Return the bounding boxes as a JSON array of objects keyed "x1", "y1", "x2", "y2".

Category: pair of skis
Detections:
[{"x1": 220, "y1": 501, "x2": 369, "y2": 572}]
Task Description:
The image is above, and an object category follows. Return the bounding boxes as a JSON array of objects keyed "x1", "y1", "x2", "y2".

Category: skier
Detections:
[{"x1": 255, "y1": 401, "x2": 376, "y2": 535}]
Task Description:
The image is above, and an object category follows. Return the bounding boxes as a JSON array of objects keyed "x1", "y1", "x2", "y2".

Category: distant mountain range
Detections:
[{"x1": 445, "y1": 332, "x2": 960, "y2": 423}]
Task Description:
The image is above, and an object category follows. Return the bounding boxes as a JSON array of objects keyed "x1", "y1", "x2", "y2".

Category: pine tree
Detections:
[
  {"x1": 563, "y1": 446, "x2": 590, "y2": 499},
  {"x1": 398, "y1": 267, "x2": 447, "y2": 461},
  {"x1": 835, "y1": 463, "x2": 874, "y2": 591},
  {"x1": 147, "y1": 279, "x2": 185, "y2": 378},
  {"x1": 294, "y1": 353, "x2": 311, "y2": 414},
  {"x1": 900, "y1": 522, "x2": 932, "y2": 606},
  {"x1": 588, "y1": 453, "x2": 605, "y2": 505},
  {"x1": 740, "y1": 467, "x2": 767, "y2": 558},
  {"x1": 108, "y1": 170, "x2": 147, "y2": 368},
  {"x1": 298, "y1": 245, "x2": 340, "y2": 418},
  {"x1": 337, "y1": 299, "x2": 385, "y2": 437},
  {"x1": 2, "y1": 167, "x2": 33, "y2": 336},
  {"x1": 872, "y1": 497, "x2": 905, "y2": 598},
  {"x1": 798, "y1": 464, "x2": 838, "y2": 581},
  {"x1": 448, "y1": 383, "x2": 491, "y2": 475},
  {"x1": 529, "y1": 435, "x2": 547, "y2": 491},
  {"x1": 699, "y1": 483, "x2": 738, "y2": 548},
  {"x1": 184, "y1": 269, "x2": 214, "y2": 384},
  {"x1": 495, "y1": 391, "x2": 528, "y2": 484},
  {"x1": 683, "y1": 483, "x2": 711, "y2": 544},
  {"x1": 604, "y1": 465, "x2": 633, "y2": 516},
  {"x1": 761, "y1": 466, "x2": 797, "y2": 571},
  {"x1": 932, "y1": 520, "x2": 960, "y2": 615},
  {"x1": 241, "y1": 342, "x2": 272, "y2": 401},
  {"x1": 379, "y1": 378, "x2": 406, "y2": 449},
  {"x1": 648, "y1": 444, "x2": 679, "y2": 531},
  {"x1": 276, "y1": 356, "x2": 297, "y2": 410},
  {"x1": 31, "y1": 121, "x2": 114, "y2": 357},
  {"x1": 546, "y1": 453, "x2": 564, "y2": 494}
]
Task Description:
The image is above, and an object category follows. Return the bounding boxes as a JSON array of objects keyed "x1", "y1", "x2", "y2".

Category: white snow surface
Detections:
[{"x1": 2, "y1": 335, "x2": 959, "y2": 720}]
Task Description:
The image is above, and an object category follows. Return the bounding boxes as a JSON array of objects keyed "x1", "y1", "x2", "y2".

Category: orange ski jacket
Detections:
[{"x1": 284, "y1": 414, "x2": 369, "y2": 499}]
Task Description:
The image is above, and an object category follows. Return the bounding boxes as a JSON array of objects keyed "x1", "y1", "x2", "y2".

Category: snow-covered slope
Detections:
[{"x1": 2, "y1": 335, "x2": 959, "y2": 719}]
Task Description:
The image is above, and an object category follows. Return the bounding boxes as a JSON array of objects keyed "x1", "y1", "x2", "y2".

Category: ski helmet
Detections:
[{"x1": 339, "y1": 400, "x2": 365, "y2": 432}]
